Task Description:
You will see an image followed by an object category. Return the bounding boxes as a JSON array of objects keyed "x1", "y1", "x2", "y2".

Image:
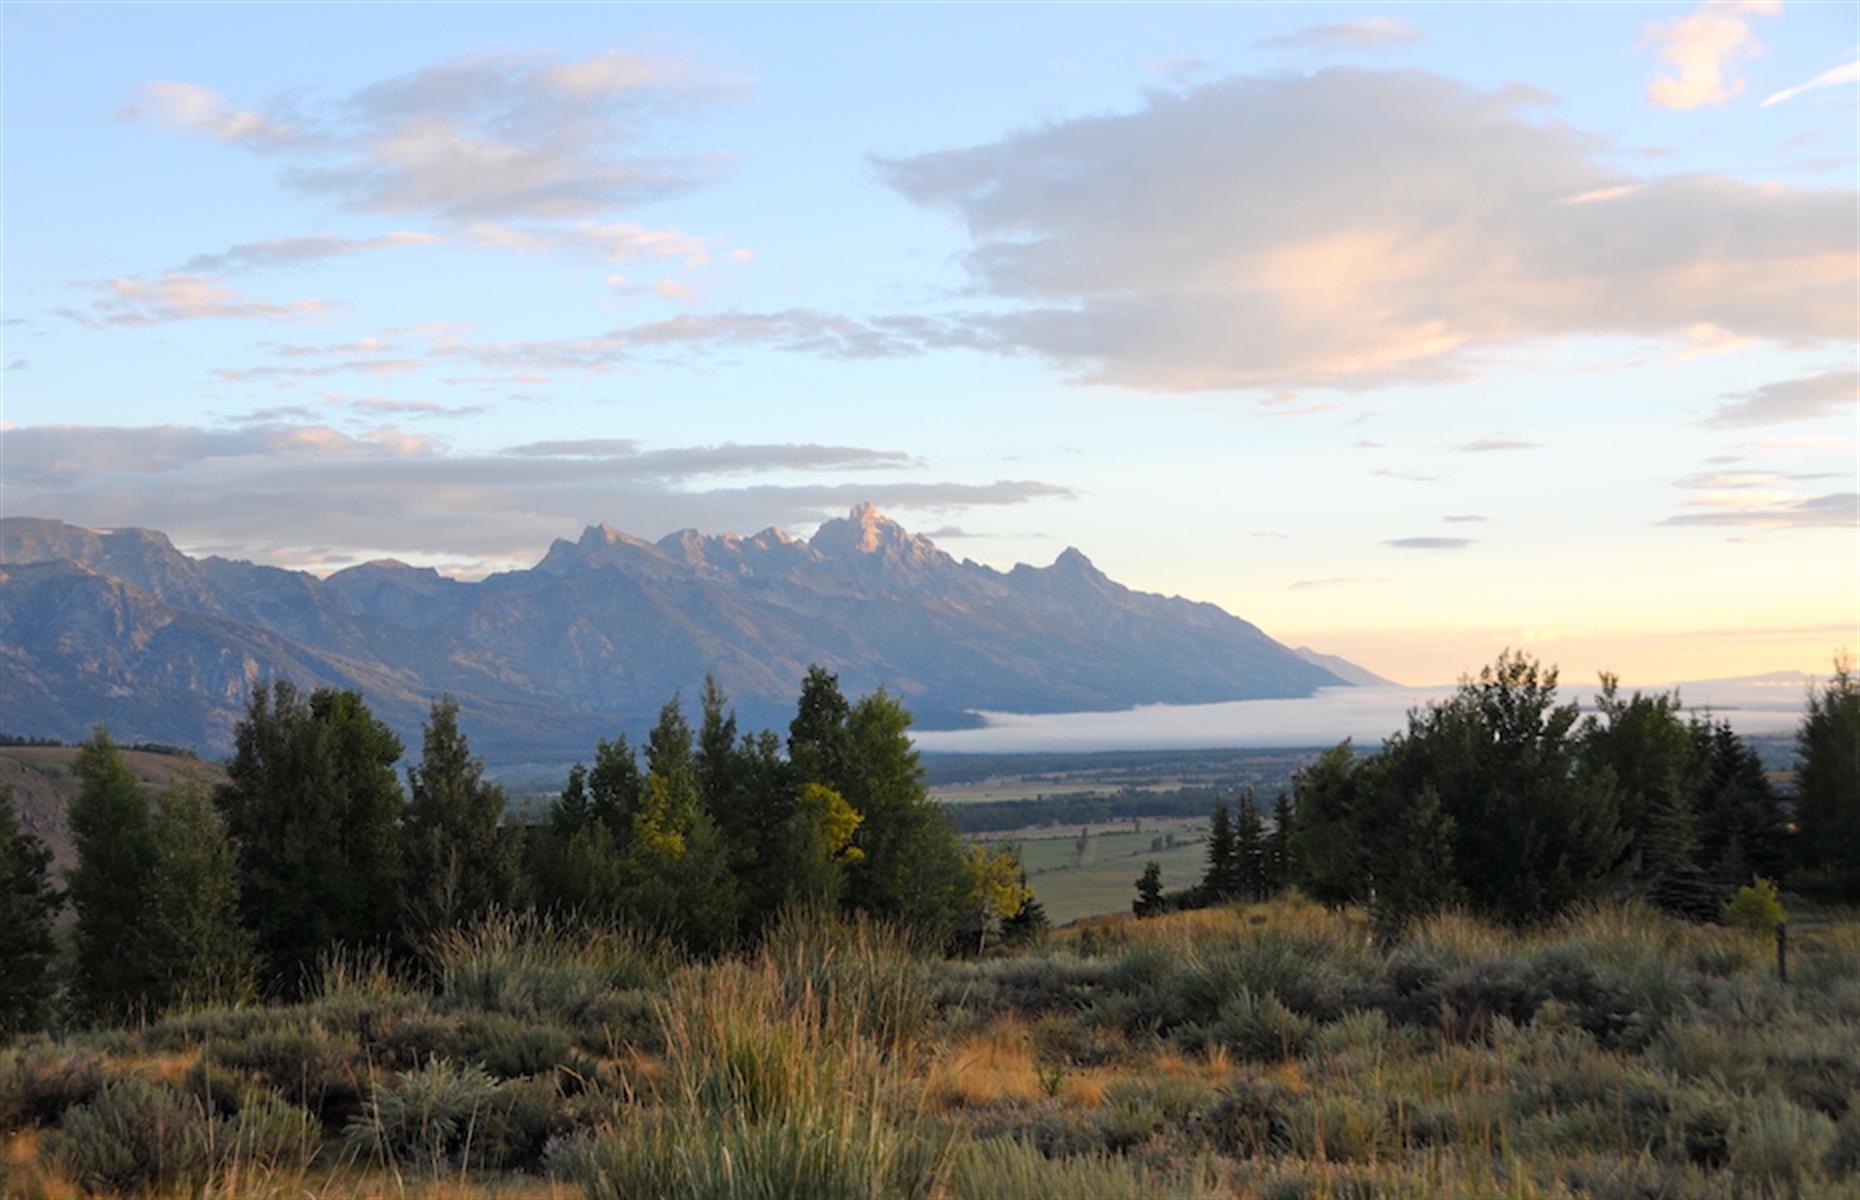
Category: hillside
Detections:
[
  {"x1": 0, "y1": 744, "x2": 228, "y2": 873},
  {"x1": 1, "y1": 507, "x2": 1373, "y2": 762}
]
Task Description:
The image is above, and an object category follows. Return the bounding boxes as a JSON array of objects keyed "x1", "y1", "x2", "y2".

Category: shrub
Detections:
[
  {"x1": 0, "y1": 1044, "x2": 105, "y2": 1130},
  {"x1": 431, "y1": 910, "x2": 664, "y2": 1022},
  {"x1": 205, "y1": 1024, "x2": 363, "y2": 1127},
  {"x1": 1729, "y1": 1094, "x2": 1837, "y2": 1189},
  {"x1": 942, "y1": 1137, "x2": 1225, "y2": 1200},
  {"x1": 1201, "y1": 1077, "x2": 1298, "y2": 1157},
  {"x1": 1723, "y1": 878, "x2": 1786, "y2": 934},
  {"x1": 48, "y1": 1078, "x2": 214, "y2": 1194},
  {"x1": 221, "y1": 1092, "x2": 321, "y2": 1172},
  {"x1": 342, "y1": 1057, "x2": 503, "y2": 1175},
  {"x1": 1203, "y1": 990, "x2": 1313, "y2": 1061}
]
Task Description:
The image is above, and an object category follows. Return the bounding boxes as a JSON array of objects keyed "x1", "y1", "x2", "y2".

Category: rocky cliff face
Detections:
[{"x1": 1, "y1": 508, "x2": 1357, "y2": 762}]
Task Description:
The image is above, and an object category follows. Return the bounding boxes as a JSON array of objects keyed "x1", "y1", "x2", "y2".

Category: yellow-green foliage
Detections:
[{"x1": 1724, "y1": 877, "x2": 1788, "y2": 933}]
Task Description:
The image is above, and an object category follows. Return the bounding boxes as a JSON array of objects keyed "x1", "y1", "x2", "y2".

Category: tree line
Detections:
[
  {"x1": 1135, "y1": 651, "x2": 1860, "y2": 938},
  {"x1": 0, "y1": 668, "x2": 1041, "y2": 1035}
]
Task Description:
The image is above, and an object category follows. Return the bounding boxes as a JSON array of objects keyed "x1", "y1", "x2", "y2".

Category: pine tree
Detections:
[
  {"x1": 624, "y1": 765, "x2": 739, "y2": 952},
  {"x1": 1202, "y1": 800, "x2": 1239, "y2": 901},
  {"x1": 0, "y1": 786, "x2": 61, "y2": 1036},
  {"x1": 836, "y1": 689, "x2": 972, "y2": 938},
  {"x1": 789, "y1": 665, "x2": 853, "y2": 788},
  {"x1": 1692, "y1": 720, "x2": 1788, "y2": 884},
  {"x1": 588, "y1": 734, "x2": 642, "y2": 838},
  {"x1": 147, "y1": 780, "x2": 255, "y2": 1008},
  {"x1": 1268, "y1": 792, "x2": 1296, "y2": 895},
  {"x1": 1235, "y1": 792, "x2": 1267, "y2": 901},
  {"x1": 1000, "y1": 870, "x2": 1049, "y2": 945},
  {"x1": 403, "y1": 698, "x2": 519, "y2": 935},
  {"x1": 1793, "y1": 656, "x2": 1860, "y2": 900},
  {"x1": 1133, "y1": 861, "x2": 1165, "y2": 917},
  {"x1": 218, "y1": 682, "x2": 405, "y2": 992},
  {"x1": 67, "y1": 728, "x2": 159, "y2": 1021},
  {"x1": 1290, "y1": 743, "x2": 1366, "y2": 907},
  {"x1": 1361, "y1": 784, "x2": 1460, "y2": 944},
  {"x1": 1384, "y1": 652, "x2": 1627, "y2": 924}
]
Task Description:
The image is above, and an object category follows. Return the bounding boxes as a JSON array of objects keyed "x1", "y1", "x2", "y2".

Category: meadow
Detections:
[{"x1": 4, "y1": 896, "x2": 1856, "y2": 1199}]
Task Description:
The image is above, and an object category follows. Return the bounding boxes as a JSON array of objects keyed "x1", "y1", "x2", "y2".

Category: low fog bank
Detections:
[{"x1": 912, "y1": 672, "x2": 1815, "y2": 754}]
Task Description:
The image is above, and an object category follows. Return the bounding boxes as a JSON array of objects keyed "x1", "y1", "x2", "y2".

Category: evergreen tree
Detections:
[
  {"x1": 789, "y1": 665, "x2": 853, "y2": 788},
  {"x1": 67, "y1": 729, "x2": 159, "y2": 1021},
  {"x1": 624, "y1": 765, "x2": 739, "y2": 952},
  {"x1": 834, "y1": 689, "x2": 972, "y2": 937},
  {"x1": 0, "y1": 786, "x2": 61, "y2": 1036},
  {"x1": 147, "y1": 781, "x2": 255, "y2": 1008},
  {"x1": 218, "y1": 682, "x2": 405, "y2": 991},
  {"x1": 1074, "y1": 826, "x2": 1092, "y2": 867},
  {"x1": 1267, "y1": 792, "x2": 1296, "y2": 895},
  {"x1": 1794, "y1": 657, "x2": 1860, "y2": 900},
  {"x1": 1383, "y1": 652, "x2": 1627, "y2": 924},
  {"x1": 1692, "y1": 719, "x2": 1788, "y2": 885},
  {"x1": 645, "y1": 696, "x2": 696, "y2": 782},
  {"x1": 588, "y1": 734, "x2": 642, "y2": 838},
  {"x1": 1235, "y1": 792, "x2": 1268, "y2": 901},
  {"x1": 1202, "y1": 800, "x2": 1239, "y2": 901},
  {"x1": 1578, "y1": 676, "x2": 1697, "y2": 880},
  {"x1": 402, "y1": 699, "x2": 519, "y2": 935},
  {"x1": 1000, "y1": 870, "x2": 1049, "y2": 945},
  {"x1": 1359, "y1": 780, "x2": 1460, "y2": 944},
  {"x1": 1133, "y1": 861, "x2": 1165, "y2": 917},
  {"x1": 1290, "y1": 743, "x2": 1367, "y2": 907}
]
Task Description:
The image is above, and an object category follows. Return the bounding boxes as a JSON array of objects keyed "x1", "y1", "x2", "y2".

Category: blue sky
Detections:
[{"x1": 4, "y1": 2, "x2": 1856, "y2": 685}]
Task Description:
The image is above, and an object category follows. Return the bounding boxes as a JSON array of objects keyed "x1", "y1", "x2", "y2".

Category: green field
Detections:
[{"x1": 1019, "y1": 840, "x2": 1210, "y2": 924}]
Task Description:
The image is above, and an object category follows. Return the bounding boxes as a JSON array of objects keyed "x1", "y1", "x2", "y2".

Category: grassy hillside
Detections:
[
  {"x1": 0, "y1": 746, "x2": 227, "y2": 873},
  {"x1": 3, "y1": 898, "x2": 1855, "y2": 1198}
]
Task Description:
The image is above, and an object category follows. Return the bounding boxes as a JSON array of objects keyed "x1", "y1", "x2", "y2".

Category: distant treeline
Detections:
[
  {"x1": 920, "y1": 746, "x2": 1321, "y2": 788},
  {"x1": 0, "y1": 668, "x2": 1045, "y2": 1036},
  {"x1": 0, "y1": 733, "x2": 197, "y2": 758},
  {"x1": 1132, "y1": 651, "x2": 1860, "y2": 939},
  {"x1": 946, "y1": 790, "x2": 1225, "y2": 834}
]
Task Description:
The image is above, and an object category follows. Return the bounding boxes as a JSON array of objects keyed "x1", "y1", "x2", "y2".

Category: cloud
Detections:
[
  {"x1": 67, "y1": 275, "x2": 334, "y2": 326},
  {"x1": 874, "y1": 68, "x2": 1854, "y2": 392},
  {"x1": 1386, "y1": 537, "x2": 1474, "y2": 550},
  {"x1": 135, "y1": 51, "x2": 734, "y2": 223},
  {"x1": 1643, "y1": 1, "x2": 1779, "y2": 110},
  {"x1": 434, "y1": 308, "x2": 979, "y2": 372},
  {"x1": 6, "y1": 422, "x2": 438, "y2": 482},
  {"x1": 1144, "y1": 57, "x2": 1214, "y2": 82},
  {"x1": 1454, "y1": 438, "x2": 1539, "y2": 452},
  {"x1": 215, "y1": 358, "x2": 424, "y2": 382},
  {"x1": 6, "y1": 359, "x2": 26, "y2": 372},
  {"x1": 1661, "y1": 492, "x2": 1857, "y2": 528},
  {"x1": 342, "y1": 397, "x2": 489, "y2": 420},
  {"x1": 466, "y1": 219, "x2": 716, "y2": 265},
  {"x1": 178, "y1": 232, "x2": 440, "y2": 273},
  {"x1": 1256, "y1": 17, "x2": 1421, "y2": 54},
  {"x1": 4, "y1": 423, "x2": 1072, "y2": 566},
  {"x1": 1705, "y1": 369, "x2": 1860, "y2": 427},
  {"x1": 1372, "y1": 468, "x2": 1440, "y2": 484},
  {"x1": 1444, "y1": 514, "x2": 1487, "y2": 523},
  {"x1": 1763, "y1": 59, "x2": 1860, "y2": 106},
  {"x1": 131, "y1": 81, "x2": 301, "y2": 147}
]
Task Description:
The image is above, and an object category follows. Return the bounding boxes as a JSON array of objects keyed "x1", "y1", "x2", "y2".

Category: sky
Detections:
[{"x1": 3, "y1": 1, "x2": 1856, "y2": 687}]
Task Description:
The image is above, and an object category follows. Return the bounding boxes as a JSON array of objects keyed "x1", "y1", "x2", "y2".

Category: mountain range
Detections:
[{"x1": 0, "y1": 506, "x2": 1379, "y2": 765}]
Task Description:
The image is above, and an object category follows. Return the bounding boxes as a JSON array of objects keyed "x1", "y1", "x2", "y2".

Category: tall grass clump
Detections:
[
  {"x1": 760, "y1": 908, "x2": 936, "y2": 1055},
  {"x1": 429, "y1": 909, "x2": 666, "y2": 1023}
]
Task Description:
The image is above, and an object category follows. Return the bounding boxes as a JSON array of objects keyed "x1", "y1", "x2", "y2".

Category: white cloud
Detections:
[
  {"x1": 3, "y1": 424, "x2": 1071, "y2": 565},
  {"x1": 133, "y1": 81, "x2": 301, "y2": 146},
  {"x1": 1642, "y1": 1, "x2": 1779, "y2": 110},
  {"x1": 875, "y1": 68, "x2": 1855, "y2": 392},
  {"x1": 1705, "y1": 370, "x2": 1860, "y2": 427},
  {"x1": 179, "y1": 232, "x2": 439, "y2": 273},
  {"x1": 1761, "y1": 58, "x2": 1860, "y2": 106},
  {"x1": 1255, "y1": 17, "x2": 1421, "y2": 55},
  {"x1": 1662, "y1": 492, "x2": 1857, "y2": 529},
  {"x1": 67, "y1": 275, "x2": 334, "y2": 326},
  {"x1": 134, "y1": 51, "x2": 734, "y2": 222}
]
